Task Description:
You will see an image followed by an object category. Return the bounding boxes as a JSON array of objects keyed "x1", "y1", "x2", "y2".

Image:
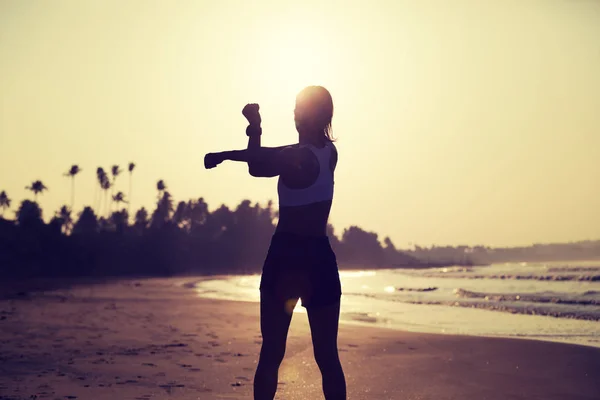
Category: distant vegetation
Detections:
[
  {"x1": 1, "y1": 164, "x2": 598, "y2": 280},
  {"x1": 404, "y1": 241, "x2": 600, "y2": 267},
  {"x1": 0, "y1": 164, "x2": 418, "y2": 279}
]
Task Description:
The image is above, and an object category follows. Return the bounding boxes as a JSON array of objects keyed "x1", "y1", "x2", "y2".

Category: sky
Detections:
[{"x1": 1, "y1": 0, "x2": 599, "y2": 248}]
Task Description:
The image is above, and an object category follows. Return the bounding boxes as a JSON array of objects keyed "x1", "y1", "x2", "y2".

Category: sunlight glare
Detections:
[{"x1": 251, "y1": 21, "x2": 335, "y2": 105}]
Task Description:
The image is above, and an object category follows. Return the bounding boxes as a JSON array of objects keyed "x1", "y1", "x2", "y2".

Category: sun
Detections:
[{"x1": 250, "y1": 21, "x2": 335, "y2": 103}]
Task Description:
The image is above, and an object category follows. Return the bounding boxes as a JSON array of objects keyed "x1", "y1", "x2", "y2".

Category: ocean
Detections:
[{"x1": 192, "y1": 260, "x2": 600, "y2": 348}]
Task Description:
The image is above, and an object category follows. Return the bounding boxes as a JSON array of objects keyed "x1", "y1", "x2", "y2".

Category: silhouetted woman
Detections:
[{"x1": 204, "y1": 86, "x2": 346, "y2": 400}]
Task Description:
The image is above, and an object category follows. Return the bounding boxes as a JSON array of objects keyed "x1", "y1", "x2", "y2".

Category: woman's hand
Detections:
[
  {"x1": 242, "y1": 103, "x2": 261, "y2": 126},
  {"x1": 204, "y1": 152, "x2": 224, "y2": 169}
]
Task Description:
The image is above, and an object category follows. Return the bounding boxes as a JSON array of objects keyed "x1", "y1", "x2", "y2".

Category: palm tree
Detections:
[
  {"x1": 112, "y1": 191, "x2": 128, "y2": 210},
  {"x1": 134, "y1": 207, "x2": 149, "y2": 231},
  {"x1": 110, "y1": 165, "x2": 122, "y2": 212},
  {"x1": 55, "y1": 205, "x2": 74, "y2": 234},
  {"x1": 25, "y1": 180, "x2": 48, "y2": 202},
  {"x1": 151, "y1": 190, "x2": 174, "y2": 229},
  {"x1": 127, "y1": 162, "x2": 135, "y2": 214},
  {"x1": 156, "y1": 179, "x2": 167, "y2": 201},
  {"x1": 0, "y1": 190, "x2": 11, "y2": 218},
  {"x1": 95, "y1": 167, "x2": 106, "y2": 213},
  {"x1": 172, "y1": 201, "x2": 188, "y2": 228},
  {"x1": 101, "y1": 175, "x2": 111, "y2": 217},
  {"x1": 64, "y1": 165, "x2": 82, "y2": 210},
  {"x1": 111, "y1": 165, "x2": 122, "y2": 182}
]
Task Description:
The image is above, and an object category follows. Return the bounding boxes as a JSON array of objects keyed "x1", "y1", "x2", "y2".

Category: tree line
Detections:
[
  {"x1": 0, "y1": 164, "x2": 419, "y2": 279},
  {"x1": 2, "y1": 163, "x2": 596, "y2": 280}
]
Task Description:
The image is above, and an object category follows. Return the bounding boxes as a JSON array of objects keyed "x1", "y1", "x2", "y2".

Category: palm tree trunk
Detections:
[
  {"x1": 71, "y1": 177, "x2": 75, "y2": 210},
  {"x1": 128, "y1": 173, "x2": 132, "y2": 215},
  {"x1": 96, "y1": 188, "x2": 101, "y2": 215}
]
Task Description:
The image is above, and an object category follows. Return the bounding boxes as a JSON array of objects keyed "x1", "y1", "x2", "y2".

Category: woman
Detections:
[{"x1": 204, "y1": 86, "x2": 346, "y2": 400}]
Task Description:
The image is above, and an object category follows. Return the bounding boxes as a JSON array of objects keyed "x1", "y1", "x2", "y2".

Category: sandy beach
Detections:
[{"x1": 1, "y1": 277, "x2": 599, "y2": 400}]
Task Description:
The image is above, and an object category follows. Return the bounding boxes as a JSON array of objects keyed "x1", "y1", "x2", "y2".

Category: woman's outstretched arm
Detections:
[
  {"x1": 205, "y1": 145, "x2": 319, "y2": 186},
  {"x1": 204, "y1": 146, "x2": 291, "y2": 174}
]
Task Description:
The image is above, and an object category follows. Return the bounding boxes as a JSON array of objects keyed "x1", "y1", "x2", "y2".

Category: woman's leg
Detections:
[
  {"x1": 254, "y1": 292, "x2": 297, "y2": 400},
  {"x1": 307, "y1": 301, "x2": 346, "y2": 400}
]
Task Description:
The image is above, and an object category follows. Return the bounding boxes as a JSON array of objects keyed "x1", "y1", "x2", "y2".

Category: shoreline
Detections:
[
  {"x1": 4, "y1": 274, "x2": 598, "y2": 348},
  {"x1": 190, "y1": 274, "x2": 600, "y2": 349},
  {"x1": 1, "y1": 276, "x2": 599, "y2": 399}
]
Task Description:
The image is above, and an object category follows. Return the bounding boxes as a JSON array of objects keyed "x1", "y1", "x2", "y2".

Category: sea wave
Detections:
[
  {"x1": 453, "y1": 288, "x2": 600, "y2": 306},
  {"x1": 547, "y1": 266, "x2": 600, "y2": 273},
  {"x1": 406, "y1": 300, "x2": 600, "y2": 321},
  {"x1": 414, "y1": 272, "x2": 600, "y2": 281},
  {"x1": 342, "y1": 289, "x2": 600, "y2": 321}
]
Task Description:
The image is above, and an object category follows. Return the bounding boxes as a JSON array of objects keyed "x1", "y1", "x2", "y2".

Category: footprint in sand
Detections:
[{"x1": 158, "y1": 382, "x2": 185, "y2": 394}]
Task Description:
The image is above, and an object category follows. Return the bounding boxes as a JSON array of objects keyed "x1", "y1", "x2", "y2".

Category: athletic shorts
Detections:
[{"x1": 259, "y1": 232, "x2": 342, "y2": 309}]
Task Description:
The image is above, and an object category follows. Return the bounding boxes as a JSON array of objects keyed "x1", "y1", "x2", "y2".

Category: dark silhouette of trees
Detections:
[
  {"x1": 3, "y1": 182, "x2": 599, "y2": 281},
  {"x1": 109, "y1": 209, "x2": 129, "y2": 234},
  {"x1": 25, "y1": 180, "x2": 48, "y2": 202},
  {"x1": 72, "y1": 206, "x2": 98, "y2": 236},
  {"x1": 52, "y1": 205, "x2": 73, "y2": 235},
  {"x1": 8, "y1": 165, "x2": 598, "y2": 281},
  {"x1": 64, "y1": 165, "x2": 82, "y2": 209},
  {"x1": 134, "y1": 207, "x2": 149, "y2": 233},
  {"x1": 0, "y1": 191, "x2": 10, "y2": 217},
  {"x1": 0, "y1": 190, "x2": 424, "y2": 280},
  {"x1": 16, "y1": 200, "x2": 43, "y2": 229},
  {"x1": 127, "y1": 162, "x2": 135, "y2": 215},
  {"x1": 151, "y1": 190, "x2": 174, "y2": 230},
  {"x1": 338, "y1": 226, "x2": 386, "y2": 267}
]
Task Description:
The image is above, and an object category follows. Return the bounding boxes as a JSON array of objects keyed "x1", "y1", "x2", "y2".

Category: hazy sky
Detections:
[{"x1": 1, "y1": 0, "x2": 599, "y2": 247}]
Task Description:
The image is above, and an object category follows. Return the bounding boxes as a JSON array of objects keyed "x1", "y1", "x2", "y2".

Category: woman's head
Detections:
[{"x1": 294, "y1": 86, "x2": 334, "y2": 143}]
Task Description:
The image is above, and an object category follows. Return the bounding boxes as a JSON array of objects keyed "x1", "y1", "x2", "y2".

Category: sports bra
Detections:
[{"x1": 277, "y1": 142, "x2": 335, "y2": 207}]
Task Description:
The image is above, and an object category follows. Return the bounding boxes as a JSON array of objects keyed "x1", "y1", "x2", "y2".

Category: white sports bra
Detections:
[{"x1": 277, "y1": 142, "x2": 335, "y2": 207}]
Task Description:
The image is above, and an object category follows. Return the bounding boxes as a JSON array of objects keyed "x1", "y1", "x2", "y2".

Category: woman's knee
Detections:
[
  {"x1": 313, "y1": 346, "x2": 340, "y2": 371},
  {"x1": 259, "y1": 344, "x2": 286, "y2": 367}
]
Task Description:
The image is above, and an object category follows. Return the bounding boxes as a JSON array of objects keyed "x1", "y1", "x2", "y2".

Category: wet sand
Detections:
[{"x1": 1, "y1": 277, "x2": 599, "y2": 399}]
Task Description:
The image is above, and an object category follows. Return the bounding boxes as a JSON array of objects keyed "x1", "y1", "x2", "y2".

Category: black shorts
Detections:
[{"x1": 259, "y1": 232, "x2": 342, "y2": 309}]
